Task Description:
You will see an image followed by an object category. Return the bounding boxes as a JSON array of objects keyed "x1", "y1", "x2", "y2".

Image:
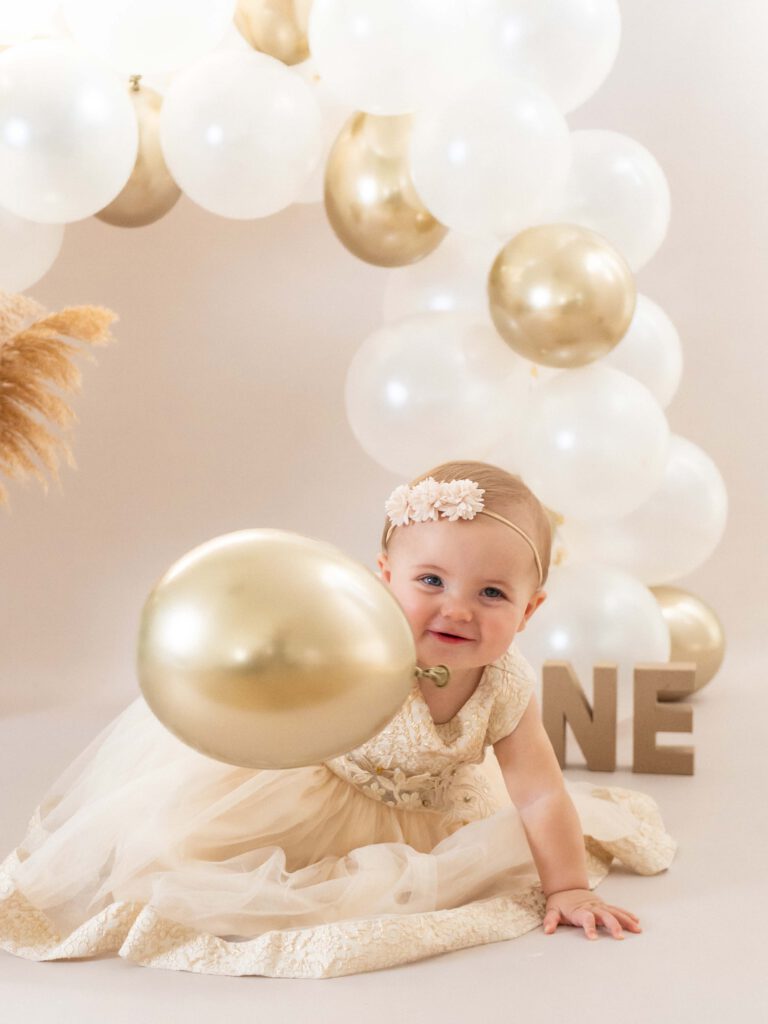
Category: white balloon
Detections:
[
  {"x1": 558, "y1": 434, "x2": 728, "y2": 584},
  {"x1": 345, "y1": 312, "x2": 531, "y2": 477},
  {"x1": 0, "y1": 206, "x2": 64, "y2": 292},
  {"x1": 382, "y1": 233, "x2": 500, "y2": 321},
  {"x1": 470, "y1": 0, "x2": 621, "y2": 114},
  {"x1": 600, "y1": 294, "x2": 683, "y2": 409},
  {"x1": 0, "y1": 41, "x2": 138, "y2": 224},
  {"x1": 0, "y1": 0, "x2": 60, "y2": 43},
  {"x1": 483, "y1": 365, "x2": 563, "y2": 473},
  {"x1": 409, "y1": 77, "x2": 571, "y2": 238},
  {"x1": 518, "y1": 364, "x2": 670, "y2": 522},
  {"x1": 291, "y1": 58, "x2": 353, "y2": 205},
  {"x1": 308, "y1": 0, "x2": 461, "y2": 115},
  {"x1": 61, "y1": 0, "x2": 237, "y2": 75},
  {"x1": 516, "y1": 562, "x2": 671, "y2": 712},
  {"x1": 160, "y1": 50, "x2": 323, "y2": 219},
  {"x1": 547, "y1": 129, "x2": 671, "y2": 271}
]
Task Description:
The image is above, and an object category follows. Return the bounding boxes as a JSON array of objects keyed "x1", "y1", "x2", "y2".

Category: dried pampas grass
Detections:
[{"x1": 0, "y1": 290, "x2": 117, "y2": 508}]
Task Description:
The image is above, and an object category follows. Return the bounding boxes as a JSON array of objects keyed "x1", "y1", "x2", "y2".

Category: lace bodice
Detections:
[{"x1": 324, "y1": 645, "x2": 535, "y2": 824}]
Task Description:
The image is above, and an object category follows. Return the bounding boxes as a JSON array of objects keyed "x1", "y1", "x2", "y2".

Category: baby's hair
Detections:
[{"x1": 380, "y1": 459, "x2": 553, "y2": 588}]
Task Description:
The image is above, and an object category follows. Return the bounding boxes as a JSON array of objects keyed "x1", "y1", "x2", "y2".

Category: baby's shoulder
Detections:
[
  {"x1": 486, "y1": 644, "x2": 537, "y2": 698},
  {"x1": 483, "y1": 645, "x2": 537, "y2": 747}
]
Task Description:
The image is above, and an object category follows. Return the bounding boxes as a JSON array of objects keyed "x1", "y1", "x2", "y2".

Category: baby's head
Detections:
[{"x1": 377, "y1": 460, "x2": 552, "y2": 671}]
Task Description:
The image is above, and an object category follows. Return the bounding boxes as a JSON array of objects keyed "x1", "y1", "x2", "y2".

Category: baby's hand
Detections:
[{"x1": 543, "y1": 889, "x2": 642, "y2": 941}]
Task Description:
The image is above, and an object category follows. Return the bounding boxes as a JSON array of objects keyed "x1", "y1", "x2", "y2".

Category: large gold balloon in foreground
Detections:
[
  {"x1": 488, "y1": 223, "x2": 636, "y2": 368},
  {"x1": 325, "y1": 112, "x2": 448, "y2": 267},
  {"x1": 234, "y1": 0, "x2": 311, "y2": 65},
  {"x1": 137, "y1": 530, "x2": 417, "y2": 768},
  {"x1": 652, "y1": 585, "x2": 726, "y2": 700},
  {"x1": 96, "y1": 80, "x2": 180, "y2": 228}
]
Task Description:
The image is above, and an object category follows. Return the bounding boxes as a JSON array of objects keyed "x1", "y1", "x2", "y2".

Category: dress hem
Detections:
[{"x1": 0, "y1": 850, "x2": 616, "y2": 979}]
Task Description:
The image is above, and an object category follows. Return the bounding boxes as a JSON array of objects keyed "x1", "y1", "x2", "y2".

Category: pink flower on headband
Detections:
[
  {"x1": 409, "y1": 477, "x2": 443, "y2": 522},
  {"x1": 436, "y1": 479, "x2": 485, "y2": 521},
  {"x1": 384, "y1": 484, "x2": 412, "y2": 526}
]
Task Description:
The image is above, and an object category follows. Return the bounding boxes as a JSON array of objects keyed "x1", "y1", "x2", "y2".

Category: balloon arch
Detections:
[{"x1": 0, "y1": 0, "x2": 726, "y2": 696}]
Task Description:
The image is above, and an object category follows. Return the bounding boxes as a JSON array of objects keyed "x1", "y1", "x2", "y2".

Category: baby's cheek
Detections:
[
  {"x1": 402, "y1": 603, "x2": 423, "y2": 627},
  {"x1": 403, "y1": 602, "x2": 428, "y2": 631}
]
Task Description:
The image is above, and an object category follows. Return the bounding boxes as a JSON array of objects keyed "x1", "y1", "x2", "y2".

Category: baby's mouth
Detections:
[{"x1": 427, "y1": 630, "x2": 474, "y2": 643}]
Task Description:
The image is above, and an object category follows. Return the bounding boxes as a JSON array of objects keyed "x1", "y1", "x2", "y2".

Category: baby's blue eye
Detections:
[
  {"x1": 419, "y1": 575, "x2": 442, "y2": 587},
  {"x1": 482, "y1": 587, "x2": 505, "y2": 600}
]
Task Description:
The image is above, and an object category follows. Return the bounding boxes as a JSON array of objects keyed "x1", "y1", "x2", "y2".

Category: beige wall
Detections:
[{"x1": 1, "y1": 0, "x2": 763, "y2": 712}]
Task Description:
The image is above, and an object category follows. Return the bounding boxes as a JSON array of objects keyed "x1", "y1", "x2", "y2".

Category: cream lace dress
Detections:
[{"x1": 0, "y1": 644, "x2": 675, "y2": 978}]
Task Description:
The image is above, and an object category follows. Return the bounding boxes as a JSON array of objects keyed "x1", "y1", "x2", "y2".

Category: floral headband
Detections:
[{"x1": 384, "y1": 477, "x2": 544, "y2": 587}]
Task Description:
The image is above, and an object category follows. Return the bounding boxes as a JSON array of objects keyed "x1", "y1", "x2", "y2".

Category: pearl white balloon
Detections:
[
  {"x1": 0, "y1": 206, "x2": 63, "y2": 291},
  {"x1": 518, "y1": 364, "x2": 670, "y2": 522},
  {"x1": 0, "y1": 0, "x2": 60, "y2": 43},
  {"x1": 382, "y1": 233, "x2": 500, "y2": 321},
  {"x1": 0, "y1": 41, "x2": 138, "y2": 223},
  {"x1": 470, "y1": 0, "x2": 621, "y2": 114},
  {"x1": 483, "y1": 366, "x2": 563, "y2": 473},
  {"x1": 600, "y1": 294, "x2": 683, "y2": 409},
  {"x1": 291, "y1": 59, "x2": 353, "y2": 204},
  {"x1": 61, "y1": 0, "x2": 237, "y2": 75},
  {"x1": 160, "y1": 49, "x2": 323, "y2": 219},
  {"x1": 548, "y1": 130, "x2": 671, "y2": 271},
  {"x1": 409, "y1": 77, "x2": 571, "y2": 238},
  {"x1": 516, "y1": 562, "x2": 671, "y2": 711},
  {"x1": 345, "y1": 312, "x2": 531, "y2": 477},
  {"x1": 308, "y1": 0, "x2": 460, "y2": 115},
  {"x1": 558, "y1": 434, "x2": 728, "y2": 584}
]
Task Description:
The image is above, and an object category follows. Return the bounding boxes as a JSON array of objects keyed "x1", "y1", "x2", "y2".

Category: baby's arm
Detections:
[{"x1": 493, "y1": 695, "x2": 642, "y2": 941}]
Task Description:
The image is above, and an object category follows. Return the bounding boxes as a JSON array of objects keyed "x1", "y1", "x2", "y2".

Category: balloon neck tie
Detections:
[
  {"x1": 384, "y1": 477, "x2": 544, "y2": 588},
  {"x1": 415, "y1": 665, "x2": 450, "y2": 688},
  {"x1": 129, "y1": 74, "x2": 142, "y2": 92}
]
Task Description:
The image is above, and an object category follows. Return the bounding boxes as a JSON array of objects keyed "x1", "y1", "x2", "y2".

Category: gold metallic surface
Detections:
[
  {"x1": 415, "y1": 665, "x2": 450, "y2": 688},
  {"x1": 137, "y1": 530, "x2": 417, "y2": 768},
  {"x1": 96, "y1": 83, "x2": 180, "y2": 228},
  {"x1": 324, "y1": 112, "x2": 448, "y2": 267},
  {"x1": 652, "y1": 585, "x2": 726, "y2": 699},
  {"x1": 487, "y1": 223, "x2": 636, "y2": 368},
  {"x1": 234, "y1": 0, "x2": 310, "y2": 65}
]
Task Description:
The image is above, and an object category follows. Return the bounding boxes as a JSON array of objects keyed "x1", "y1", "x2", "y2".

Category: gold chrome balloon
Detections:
[
  {"x1": 96, "y1": 79, "x2": 180, "y2": 228},
  {"x1": 324, "y1": 112, "x2": 448, "y2": 267},
  {"x1": 652, "y1": 585, "x2": 726, "y2": 699},
  {"x1": 137, "y1": 530, "x2": 417, "y2": 769},
  {"x1": 488, "y1": 224, "x2": 636, "y2": 368},
  {"x1": 234, "y1": 0, "x2": 310, "y2": 65}
]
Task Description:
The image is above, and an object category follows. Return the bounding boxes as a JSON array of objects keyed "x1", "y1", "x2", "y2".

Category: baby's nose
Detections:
[{"x1": 441, "y1": 599, "x2": 473, "y2": 621}]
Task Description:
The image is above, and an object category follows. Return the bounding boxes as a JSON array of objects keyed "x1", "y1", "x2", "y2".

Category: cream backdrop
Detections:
[{"x1": 0, "y1": 0, "x2": 764, "y2": 715}]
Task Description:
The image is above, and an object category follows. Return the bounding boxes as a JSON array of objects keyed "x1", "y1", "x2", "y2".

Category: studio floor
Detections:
[{"x1": 0, "y1": 653, "x2": 765, "y2": 1024}]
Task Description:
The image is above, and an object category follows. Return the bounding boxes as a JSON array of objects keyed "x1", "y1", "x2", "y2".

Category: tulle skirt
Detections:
[{"x1": 0, "y1": 697, "x2": 676, "y2": 978}]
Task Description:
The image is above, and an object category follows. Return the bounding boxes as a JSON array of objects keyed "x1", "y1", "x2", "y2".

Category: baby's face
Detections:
[{"x1": 377, "y1": 514, "x2": 546, "y2": 671}]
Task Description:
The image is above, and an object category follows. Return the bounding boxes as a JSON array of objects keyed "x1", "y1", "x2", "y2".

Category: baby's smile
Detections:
[{"x1": 426, "y1": 629, "x2": 475, "y2": 644}]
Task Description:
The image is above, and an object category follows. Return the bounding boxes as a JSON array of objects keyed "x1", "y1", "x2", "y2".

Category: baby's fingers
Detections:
[
  {"x1": 542, "y1": 908, "x2": 561, "y2": 935},
  {"x1": 605, "y1": 905, "x2": 643, "y2": 932},
  {"x1": 593, "y1": 909, "x2": 624, "y2": 940},
  {"x1": 571, "y1": 909, "x2": 598, "y2": 939}
]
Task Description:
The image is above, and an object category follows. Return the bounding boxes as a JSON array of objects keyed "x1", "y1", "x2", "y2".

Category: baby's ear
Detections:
[
  {"x1": 517, "y1": 589, "x2": 547, "y2": 633},
  {"x1": 376, "y1": 552, "x2": 391, "y2": 582}
]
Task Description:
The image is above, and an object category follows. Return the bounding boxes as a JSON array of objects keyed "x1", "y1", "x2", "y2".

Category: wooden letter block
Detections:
[
  {"x1": 542, "y1": 662, "x2": 617, "y2": 772},
  {"x1": 632, "y1": 664, "x2": 696, "y2": 775}
]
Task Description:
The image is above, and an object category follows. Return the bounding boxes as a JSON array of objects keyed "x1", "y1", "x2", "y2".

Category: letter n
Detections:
[{"x1": 542, "y1": 661, "x2": 617, "y2": 772}]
